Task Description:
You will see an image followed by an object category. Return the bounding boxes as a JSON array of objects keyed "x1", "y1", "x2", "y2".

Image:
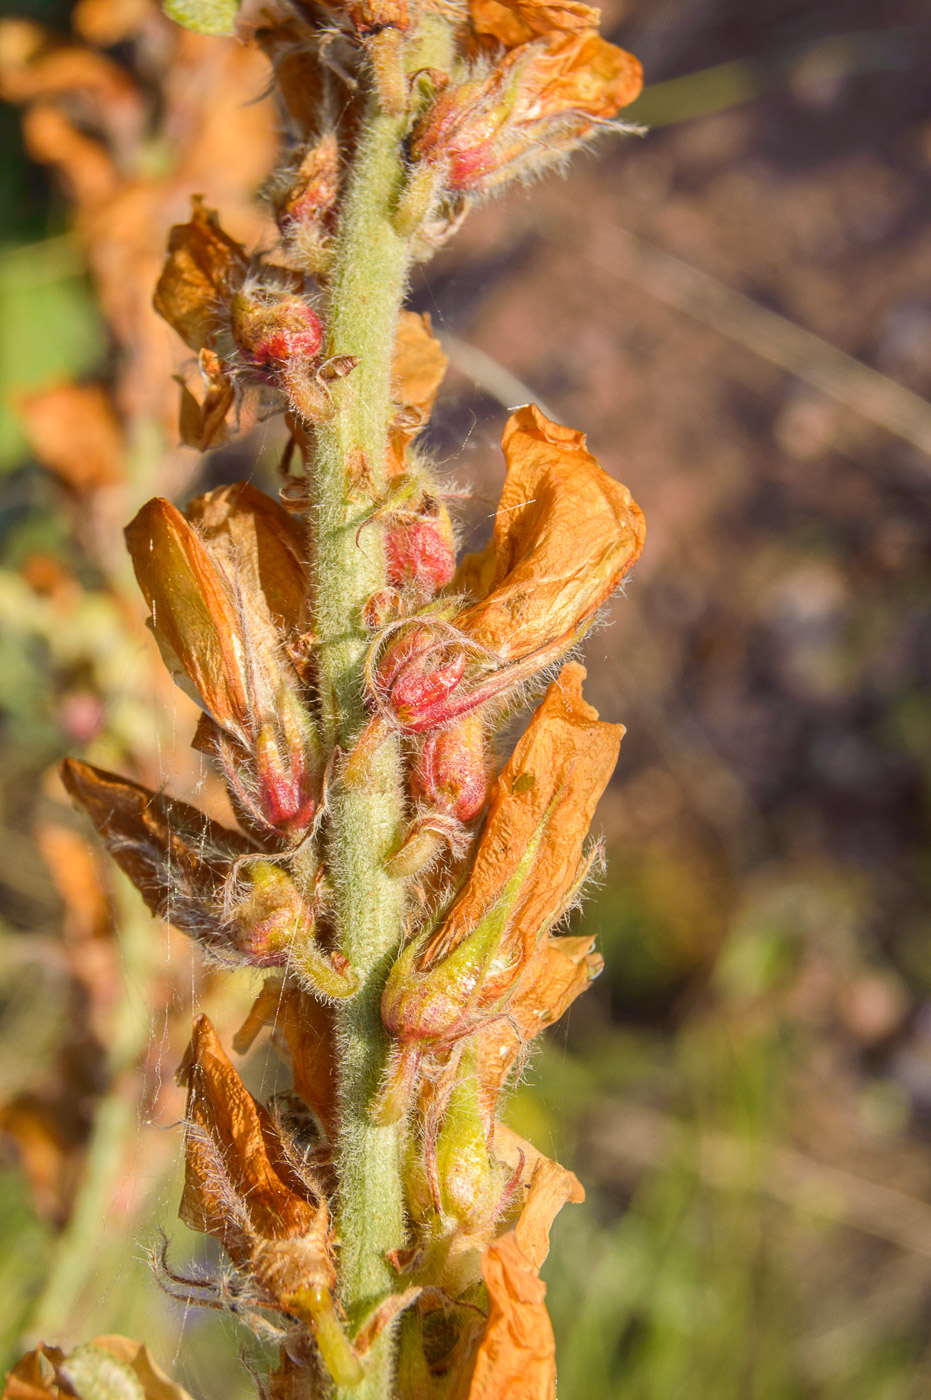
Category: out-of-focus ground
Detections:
[{"x1": 2, "y1": 0, "x2": 931, "y2": 1396}]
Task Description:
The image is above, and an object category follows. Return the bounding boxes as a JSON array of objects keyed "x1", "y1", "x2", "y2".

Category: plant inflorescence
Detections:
[{"x1": 6, "y1": 0, "x2": 645, "y2": 1395}]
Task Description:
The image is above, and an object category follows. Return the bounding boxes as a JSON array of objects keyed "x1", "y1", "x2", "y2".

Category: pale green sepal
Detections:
[
  {"x1": 162, "y1": 0, "x2": 239, "y2": 36},
  {"x1": 60, "y1": 1346, "x2": 146, "y2": 1400}
]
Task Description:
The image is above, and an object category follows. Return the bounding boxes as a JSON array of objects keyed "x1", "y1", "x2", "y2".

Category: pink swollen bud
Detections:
[
  {"x1": 230, "y1": 290, "x2": 323, "y2": 372},
  {"x1": 376, "y1": 629, "x2": 468, "y2": 731},
  {"x1": 385, "y1": 513, "x2": 456, "y2": 595},
  {"x1": 410, "y1": 713, "x2": 489, "y2": 822},
  {"x1": 253, "y1": 721, "x2": 317, "y2": 838}
]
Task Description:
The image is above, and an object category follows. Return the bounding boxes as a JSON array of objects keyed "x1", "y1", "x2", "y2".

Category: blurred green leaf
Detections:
[
  {"x1": 0, "y1": 239, "x2": 104, "y2": 471},
  {"x1": 162, "y1": 0, "x2": 240, "y2": 36}
]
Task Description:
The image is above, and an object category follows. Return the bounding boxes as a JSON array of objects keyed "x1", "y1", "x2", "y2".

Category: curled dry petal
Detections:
[
  {"x1": 60, "y1": 758, "x2": 250, "y2": 942},
  {"x1": 474, "y1": 932, "x2": 602, "y2": 1126},
  {"x1": 178, "y1": 1015, "x2": 334, "y2": 1299},
  {"x1": 153, "y1": 198, "x2": 247, "y2": 354},
  {"x1": 469, "y1": 0, "x2": 600, "y2": 49},
  {"x1": 125, "y1": 497, "x2": 264, "y2": 744},
  {"x1": 451, "y1": 1149, "x2": 582, "y2": 1400},
  {"x1": 456, "y1": 404, "x2": 645, "y2": 659},
  {"x1": 176, "y1": 348, "x2": 236, "y2": 450},
  {"x1": 364, "y1": 407, "x2": 643, "y2": 737},
  {"x1": 454, "y1": 1234, "x2": 555, "y2": 1400},
  {"x1": 3, "y1": 1337, "x2": 195, "y2": 1400},
  {"x1": 185, "y1": 481, "x2": 309, "y2": 637},
  {"x1": 411, "y1": 34, "x2": 642, "y2": 194}
]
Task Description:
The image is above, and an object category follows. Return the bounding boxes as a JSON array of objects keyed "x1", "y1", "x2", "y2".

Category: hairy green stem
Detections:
[
  {"x1": 305, "y1": 34, "x2": 445, "y2": 1398},
  {"x1": 305, "y1": 24, "x2": 457, "y2": 1393}
]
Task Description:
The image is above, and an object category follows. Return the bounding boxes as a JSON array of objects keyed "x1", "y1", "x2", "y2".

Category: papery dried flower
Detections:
[
  {"x1": 184, "y1": 481, "x2": 309, "y2": 636},
  {"x1": 410, "y1": 31, "x2": 642, "y2": 195},
  {"x1": 364, "y1": 405, "x2": 644, "y2": 737},
  {"x1": 179, "y1": 1016, "x2": 362, "y2": 1386},
  {"x1": 153, "y1": 197, "x2": 248, "y2": 356},
  {"x1": 126, "y1": 493, "x2": 321, "y2": 839},
  {"x1": 456, "y1": 404, "x2": 645, "y2": 657},
  {"x1": 468, "y1": 0, "x2": 599, "y2": 50},
  {"x1": 450, "y1": 1151, "x2": 583, "y2": 1400},
  {"x1": 3, "y1": 1336, "x2": 196, "y2": 1400},
  {"x1": 379, "y1": 663, "x2": 621, "y2": 1110}
]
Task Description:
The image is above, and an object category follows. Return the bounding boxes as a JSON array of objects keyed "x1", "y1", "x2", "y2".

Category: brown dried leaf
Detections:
[
  {"x1": 16, "y1": 382, "x2": 122, "y2": 490},
  {"x1": 178, "y1": 1015, "x2": 334, "y2": 1299},
  {"x1": 456, "y1": 404, "x2": 645, "y2": 659},
  {"x1": 185, "y1": 481, "x2": 309, "y2": 636},
  {"x1": 153, "y1": 198, "x2": 247, "y2": 353}
]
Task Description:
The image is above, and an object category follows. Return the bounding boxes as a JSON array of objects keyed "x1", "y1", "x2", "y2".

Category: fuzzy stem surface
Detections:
[{"x1": 306, "y1": 34, "x2": 447, "y2": 1397}]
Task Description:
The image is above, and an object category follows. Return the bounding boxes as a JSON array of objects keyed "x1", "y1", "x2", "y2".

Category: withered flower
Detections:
[
  {"x1": 178, "y1": 1017, "x2": 363, "y2": 1387},
  {"x1": 450, "y1": 1149, "x2": 584, "y2": 1400},
  {"x1": 456, "y1": 404, "x2": 646, "y2": 657},
  {"x1": 410, "y1": 31, "x2": 642, "y2": 195},
  {"x1": 153, "y1": 196, "x2": 248, "y2": 356},
  {"x1": 59, "y1": 758, "x2": 251, "y2": 954},
  {"x1": 154, "y1": 199, "x2": 333, "y2": 436},
  {"x1": 379, "y1": 663, "x2": 621, "y2": 1111},
  {"x1": 3, "y1": 1336, "x2": 196, "y2": 1400},
  {"x1": 125, "y1": 489, "x2": 321, "y2": 840},
  {"x1": 469, "y1": 0, "x2": 600, "y2": 50},
  {"x1": 366, "y1": 405, "x2": 644, "y2": 736}
]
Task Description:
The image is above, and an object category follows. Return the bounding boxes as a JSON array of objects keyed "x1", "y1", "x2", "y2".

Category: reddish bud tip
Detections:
[
  {"x1": 410, "y1": 712, "x2": 490, "y2": 822},
  {"x1": 385, "y1": 514, "x2": 456, "y2": 595},
  {"x1": 231, "y1": 290, "x2": 324, "y2": 371}
]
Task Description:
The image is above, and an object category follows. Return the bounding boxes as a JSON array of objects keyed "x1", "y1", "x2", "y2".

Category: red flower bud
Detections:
[
  {"x1": 373, "y1": 625, "x2": 469, "y2": 732},
  {"x1": 385, "y1": 509, "x2": 456, "y2": 595},
  {"x1": 410, "y1": 712, "x2": 490, "y2": 822},
  {"x1": 253, "y1": 721, "x2": 317, "y2": 837},
  {"x1": 230, "y1": 287, "x2": 323, "y2": 371}
]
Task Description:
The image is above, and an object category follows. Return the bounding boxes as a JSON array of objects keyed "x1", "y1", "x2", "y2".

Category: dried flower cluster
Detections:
[{"x1": 7, "y1": 0, "x2": 645, "y2": 1396}]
